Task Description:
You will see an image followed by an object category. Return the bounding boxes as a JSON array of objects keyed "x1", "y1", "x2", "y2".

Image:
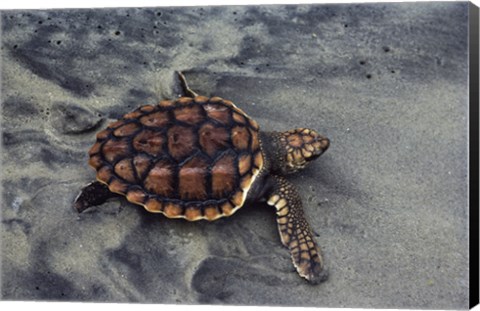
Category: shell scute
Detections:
[
  {"x1": 114, "y1": 158, "x2": 136, "y2": 182},
  {"x1": 220, "y1": 201, "x2": 235, "y2": 216},
  {"x1": 133, "y1": 154, "x2": 151, "y2": 180},
  {"x1": 144, "y1": 159, "x2": 175, "y2": 197},
  {"x1": 231, "y1": 125, "x2": 251, "y2": 150},
  {"x1": 177, "y1": 97, "x2": 194, "y2": 105},
  {"x1": 211, "y1": 152, "x2": 236, "y2": 199},
  {"x1": 248, "y1": 118, "x2": 260, "y2": 131},
  {"x1": 102, "y1": 138, "x2": 130, "y2": 162},
  {"x1": 167, "y1": 125, "x2": 197, "y2": 161},
  {"x1": 230, "y1": 190, "x2": 244, "y2": 207},
  {"x1": 114, "y1": 122, "x2": 140, "y2": 137},
  {"x1": 164, "y1": 202, "x2": 183, "y2": 218},
  {"x1": 204, "y1": 205, "x2": 220, "y2": 221},
  {"x1": 145, "y1": 199, "x2": 163, "y2": 213},
  {"x1": 124, "y1": 110, "x2": 143, "y2": 119},
  {"x1": 250, "y1": 129, "x2": 260, "y2": 150},
  {"x1": 133, "y1": 129, "x2": 164, "y2": 156},
  {"x1": 108, "y1": 120, "x2": 124, "y2": 129},
  {"x1": 96, "y1": 128, "x2": 111, "y2": 140},
  {"x1": 238, "y1": 153, "x2": 252, "y2": 176},
  {"x1": 174, "y1": 104, "x2": 205, "y2": 125},
  {"x1": 232, "y1": 111, "x2": 247, "y2": 124},
  {"x1": 240, "y1": 173, "x2": 253, "y2": 189},
  {"x1": 126, "y1": 188, "x2": 147, "y2": 205},
  {"x1": 199, "y1": 123, "x2": 230, "y2": 157},
  {"x1": 140, "y1": 105, "x2": 156, "y2": 112},
  {"x1": 109, "y1": 178, "x2": 128, "y2": 194},
  {"x1": 97, "y1": 166, "x2": 113, "y2": 184},
  {"x1": 159, "y1": 100, "x2": 174, "y2": 108},
  {"x1": 204, "y1": 102, "x2": 231, "y2": 125},
  {"x1": 185, "y1": 204, "x2": 203, "y2": 221},
  {"x1": 194, "y1": 95, "x2": 209, "y2": 104},
  {"x1": 89, "y1": 154, "x2": 103, "y2": 169},
  {"x1": 178, "y1": 155, "x2": 209, "y2": 201},
  {"x1": 88, "y1": 142, "x2": 102, "y2": 156},
  {"x1": 140, "y1": 111, "x2": 169, "y2": 127}
]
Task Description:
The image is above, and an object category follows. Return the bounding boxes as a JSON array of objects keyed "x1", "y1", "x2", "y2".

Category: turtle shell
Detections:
[{"x1": 88, "y1": 96, "x2": 263, "y2": 221}]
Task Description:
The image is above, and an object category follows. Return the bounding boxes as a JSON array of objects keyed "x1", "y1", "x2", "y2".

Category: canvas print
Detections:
[{"x1": 1, "y1": 1, "x2": 477, "y2": 309}]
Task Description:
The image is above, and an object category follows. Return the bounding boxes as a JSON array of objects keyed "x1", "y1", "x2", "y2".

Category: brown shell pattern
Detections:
[{"x1": 88, "y1": 96, "x2": 263, "y2": 221}]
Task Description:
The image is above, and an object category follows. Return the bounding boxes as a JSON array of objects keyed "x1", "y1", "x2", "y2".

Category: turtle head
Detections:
[{"x1": 279, "y1": 128, "x2": 330, "y2": 174}]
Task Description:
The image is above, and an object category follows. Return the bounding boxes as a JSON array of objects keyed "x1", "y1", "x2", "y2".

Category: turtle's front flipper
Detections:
[
  {"x1": 74, "y1": 181, "x2": 120, "y2": 213},
  {"x1": 266, "y1": 175, "x2": 328, "y2": 284}
]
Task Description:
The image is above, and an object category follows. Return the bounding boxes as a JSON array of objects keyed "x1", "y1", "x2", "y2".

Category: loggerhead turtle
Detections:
[{"x1": 75, "y1": 72, "x2": 330, "y2": 283}]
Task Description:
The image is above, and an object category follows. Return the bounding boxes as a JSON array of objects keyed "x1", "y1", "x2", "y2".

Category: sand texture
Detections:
[{"x1": 1, "y1": 2, "x2": 470, "y2": 308}]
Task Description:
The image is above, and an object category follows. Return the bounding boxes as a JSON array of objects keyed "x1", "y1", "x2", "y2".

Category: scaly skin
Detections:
[
  {"x1": 266, "y1": 175, "x2": 328, "y2": 284},
  {"x1": 257, "y1": 131, "x2": 329, "y2": 283}
]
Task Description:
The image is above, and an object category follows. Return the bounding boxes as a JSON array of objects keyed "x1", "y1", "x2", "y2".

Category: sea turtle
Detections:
[{"x1": 74, "y1": 72, "x2": 330, "y2": 284}]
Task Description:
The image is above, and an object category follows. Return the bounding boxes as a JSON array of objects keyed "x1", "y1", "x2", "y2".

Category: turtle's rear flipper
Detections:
[
  {"x1": 74, "y1": 181, "x2": 119, "y2": 213},
  {"x1": 266, "y1": 175, "x2": 328, "y2": 284},
  {"x1": 177, "y1": 71, "x2": 199, "y2": 98}
]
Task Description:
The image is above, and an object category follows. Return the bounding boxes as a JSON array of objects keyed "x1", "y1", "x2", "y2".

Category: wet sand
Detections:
[{"x1": 1, "y1": 2, "x2": 470, "y2": 308}]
